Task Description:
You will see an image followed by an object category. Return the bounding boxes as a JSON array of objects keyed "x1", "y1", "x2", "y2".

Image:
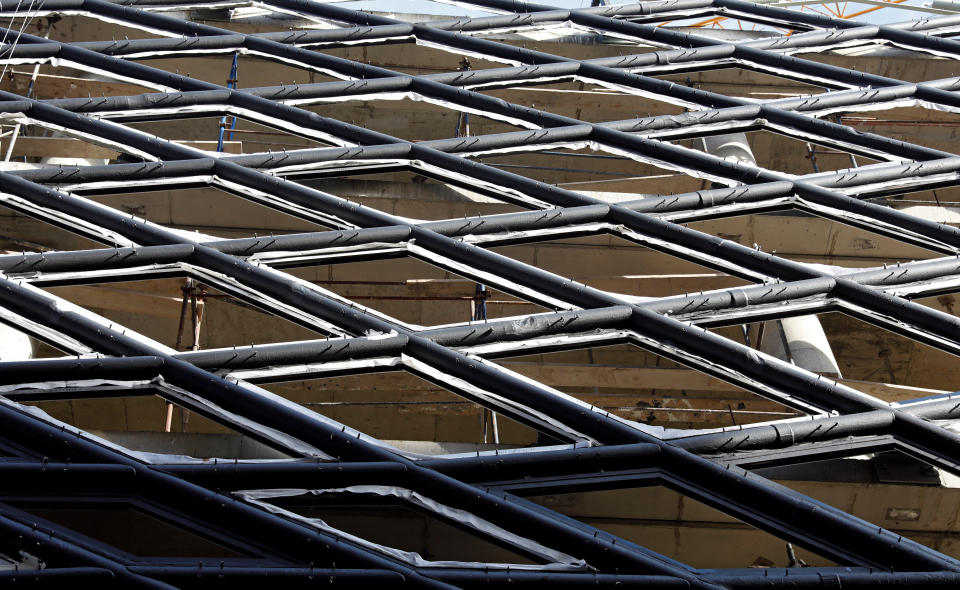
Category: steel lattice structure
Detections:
[{"x1": 3, "y1": 0, "x2": 960, "y2": 587}]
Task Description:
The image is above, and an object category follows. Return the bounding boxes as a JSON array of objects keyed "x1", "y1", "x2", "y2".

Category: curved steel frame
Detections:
[{"x1": 1, "y1": 0, "x2": 960, "y2": 587}]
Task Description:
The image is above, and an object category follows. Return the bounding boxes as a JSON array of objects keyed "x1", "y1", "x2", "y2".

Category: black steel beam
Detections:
[{"x1": 1, "y1": 0, "x2": 960, "y2": 584}]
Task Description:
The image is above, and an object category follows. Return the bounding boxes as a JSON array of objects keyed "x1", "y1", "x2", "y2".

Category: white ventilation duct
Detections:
[
  {"x1": 0, "y1": 323, "x2": 33, "y2": 361},
  {"x1": 700, "y1": 133, "x2": 756, "y2": 166},
  {"x1": 758, "y1": 317, "x2": 843, "y2": 378}
]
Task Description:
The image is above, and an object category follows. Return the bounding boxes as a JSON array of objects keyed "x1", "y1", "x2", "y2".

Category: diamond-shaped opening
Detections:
[
  {"x1": 297, "y1": 169, "x2": 532, "y2": 219},
  {"x1": 130, "y1": 53, "x2": 342, "y2": 88},
  {"x1": 45, "y1": 277, "x2": 328, "y2": 347},
  {"x1": 266, "y1": 27, "x2": 508, "y2": 73},
  {"x1": 320, "y1": 39, "x2": 507, "y2": 73},
  {"x1": 664, "y1": 129, "x2": 882, "y2": 178},
  {"x1": 653, "y1": 66, "x2": 829, "y2": 99},
  {"x1": 18, "y1": 391, "x2": 206, "y2": 434},
  {"x1": 261, "y1": 369, "x2": 540, "y2": 446},
  {"x1": 819, "y1": 310, "x2": 960, "y2": 395},
  {"x1": 711, "y1": 8, "x2": 917, "y2": 32},
  {"x1": 236, "y1": 7, "x2": 373, "y2": 30},
  {"x1": 489, "y1": 232, "x2": 754, "y2": 295},
  {"x1": 127, "y1": 115, "x2": 318, "y2": 153},
  {"x1": 302, "y1": 97, "x2": 524, "y2": 141},
  {"x1": 123, "y1": 102, "x2": 512, "y2": 155},
  {"x1": 705, "y1": 310, "x2": 960, "y2": 411},
  {"x1": 483, "y1": 80, "x2": 687, "y2": 124},
  {"x1": 83, "y1": 185, "x2": 336, "y2": 236},
  {"x1": 685, "y1": 211, "x2": 942, "y2": 268},
  {"x1": 283, "y1": 255, "x2": 551, "y2": 326},
  {"x1": 795, "y1": 34, "x2": 960, "y2": 82},
  {"x1": 0, "y1": 127, "x2": 137, "y2": 167},
  {"x1": 333, "y1": 1, "x2": 500, "y2": 19},
  {"x1": 498, "y1": 342, "x2": 803, "y2": 430},
  {"x1": 92, "y1": 427, "x2": 294, "y2": 460},
  {"x1": 1, "y1": 61, "x2": 154, "y2": 101},
  {"x1": 47, "y1": 14, "x2": 160, "y2": 48},
  {"x1": 202, "y1": 5, "x2": 364, "y2": 30},
  {"x1": 121, "y1": 47, "x2": 509, "y2": 117},
  {"x1": 711, "y1": 318, "x2": 845, "y2": 382},
  {"x1": 9, "y1": 501, "x2": 251, "y2": 558},
  {"x1": 767, "y1": 451, "x2": 960, "y2": 561},
  {"x1": 693, "y1": 129, "x2": 883, "y2": 175},
  {"x1": 828, "y1": 107, "x2": 960, "y2": 154},
  {"x1": 0, "y1": 212, "x2": 104, "y2": 254},
  {"x1": 474, "y1": 145, "x2": 701, "y2": 195},
  {"x1": 265, "y1": 489, "x2": 540, "y2": 564},
  {"x1": 552, "y1": 170, "x2": 693, "y2": 195},
  {"x1": 474, "y1": 131, "x2": 873, "y2": 194},
  {"x1": 15, "y1": 389, "x2": 296, "y2": 458},
  {"x1": 837, "y1": 4, "x2": 947, "y2": 24},
  {"x1": 658, "y1": 18, "x2": 795, "y2": 34},
  {"x1": 523, "y1": 485, "x2": 836, "y2": 568},
  {"x1": 751, "y1": 449, "x2": 942, "y2": 484},
  {"x1": 883, "y1": 183, "x2": 960, "y2": 209}
]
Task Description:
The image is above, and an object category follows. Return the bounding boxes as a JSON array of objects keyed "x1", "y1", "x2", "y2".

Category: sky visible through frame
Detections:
[{"x1": 337, "y1": 0, "x2": 949, "y2": 26}]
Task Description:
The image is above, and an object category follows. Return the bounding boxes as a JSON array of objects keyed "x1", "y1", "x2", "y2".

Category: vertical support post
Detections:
[
  {"x1": 216, "y1": 52, "x2": 240, "y2": 152},
  {"x1": 165, "y1": 278, "x2": 205, "y2": 432},
  {"x1": 472, "y1": 280, "x2": 494, "y2": 442},
  {"x1": 805, "y1": 141, "x2": 820, "y2": 173},
  {"x1": 182, "y1": 283, "x2": 206, "y2": 431},
  {"x1": 837, "y1": 115, "x2": 859, "y2": 168},
  {"x1": 455, "y1": 57, "x2": 471, "y2": 140},
  {"x1": 3, "y1": 17, "x2": 54, "y2": 162},
  {"x1": 165, "y1": 277, "x2": 193, "y2": 432}
]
